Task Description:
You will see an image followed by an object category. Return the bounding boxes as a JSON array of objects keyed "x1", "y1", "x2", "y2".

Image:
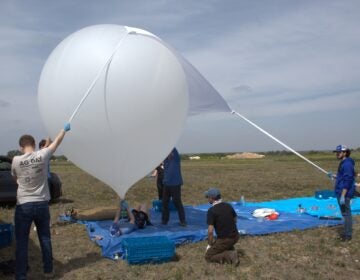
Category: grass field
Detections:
[{"x1": 1, "y1": 152, "x2": 360, "y2": 279}]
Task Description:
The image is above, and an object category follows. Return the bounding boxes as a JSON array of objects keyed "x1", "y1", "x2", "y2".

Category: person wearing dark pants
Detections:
[
  {"x1": 205, "y1": 235, "x2": 239, "y2": 264},
  {"x1": 11, "y1": 124, "x2": 70, "y2": 279},
  {"x1": 155, "y1": 163, "x2": 164, "y2": 200},
  {"x1": 162, "y1": 185, "x2": 186, "y2": 225},
  {"x1": 161, "y1": 148, "x2": 186, "y2": 226},
  {"x1": 15, "y1": 202, "x2": 52, "y2": 277},
  {"x1": 204, "y1": 188, "x2": 239, "y2": 265},
  {"x1": 337, "y1": 197, "x2": 352, "y2": 239},
  {"x1": 330, "y1": 145, "x2": 356, "y2": 242}
]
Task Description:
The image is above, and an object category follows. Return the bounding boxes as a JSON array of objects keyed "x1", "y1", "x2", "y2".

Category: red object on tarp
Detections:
[{"x1": 266, "y1": 212, "x2": 279, "y2": 220}]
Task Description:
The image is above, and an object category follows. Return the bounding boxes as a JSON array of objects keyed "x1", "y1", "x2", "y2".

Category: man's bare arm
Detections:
[
  {"x1": 207, "y1": 225, "x2": 215, "y2": 245},
  {"x1": 48, "y1": 123, "x2": 71, "y2": 153}
]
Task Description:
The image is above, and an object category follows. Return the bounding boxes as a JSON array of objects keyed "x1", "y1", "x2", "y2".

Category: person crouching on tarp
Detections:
[{"x1": 110, "y1": 200, "x2": 152, "y2": 237}]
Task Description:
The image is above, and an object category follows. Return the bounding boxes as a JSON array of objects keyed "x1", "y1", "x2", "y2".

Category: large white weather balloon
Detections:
[{"x1": 38, "y1": 25, "x2": 230, "y2": 198}]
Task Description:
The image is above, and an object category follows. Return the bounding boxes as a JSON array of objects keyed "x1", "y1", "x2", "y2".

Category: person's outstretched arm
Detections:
[
  {"x1": 48, "y1": 123, "x2": 71, "y2": 154},
  {"x1": 44, "y1": 137, "x2": 52, "y2": 148}
]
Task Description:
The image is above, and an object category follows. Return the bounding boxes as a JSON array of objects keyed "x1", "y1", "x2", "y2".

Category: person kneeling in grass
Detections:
[{"x1": 204, "y1": 187, "x2": 240, "y2": 265}]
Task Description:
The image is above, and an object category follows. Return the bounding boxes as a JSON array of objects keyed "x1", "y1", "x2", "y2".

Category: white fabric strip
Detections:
[{"x1": 68, "y1": 30, "x2": 134, "y2": 123}]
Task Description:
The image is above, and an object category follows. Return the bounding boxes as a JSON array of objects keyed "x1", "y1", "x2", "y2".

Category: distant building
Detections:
[{"x1": 225, "y1": 153, "x2": 265, "y2": 159}]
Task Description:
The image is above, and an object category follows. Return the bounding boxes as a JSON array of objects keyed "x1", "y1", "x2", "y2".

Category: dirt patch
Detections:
[{"x1": 225, "y1": 152, "x2": 265, "y2": 159}]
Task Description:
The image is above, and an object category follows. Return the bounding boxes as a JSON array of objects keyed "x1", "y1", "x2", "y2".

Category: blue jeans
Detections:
[
  {"x1": 15, "y1": 201, "x2": 53, "y2": 280},
  {"x1": 337, "y1": 197, "x2": 352, "y2": 238}
]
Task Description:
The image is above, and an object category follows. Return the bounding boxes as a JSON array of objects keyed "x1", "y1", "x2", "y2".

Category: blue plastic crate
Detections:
[
  {"x1": 315, "y1": 190, "x2": 335, "y2": 199},
  {"x1": 122, "y1": 236, "x2": 175, "y2": 264},
  {"x1": 0, "y1": 224, "x2": 13, "y2": 248},
  {"x1": 152, "y1": 199, "x2": 177, "y2": 212}
]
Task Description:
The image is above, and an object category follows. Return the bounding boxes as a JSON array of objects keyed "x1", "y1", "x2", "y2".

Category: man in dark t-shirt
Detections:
[{"x1": 204, "y1": 187, "x2": 239, "y2": 265}]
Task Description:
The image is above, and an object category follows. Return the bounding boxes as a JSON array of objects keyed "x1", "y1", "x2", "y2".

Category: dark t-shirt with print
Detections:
[{"x1": 207, "y1": 202, "x2": 238, "y2": 238}]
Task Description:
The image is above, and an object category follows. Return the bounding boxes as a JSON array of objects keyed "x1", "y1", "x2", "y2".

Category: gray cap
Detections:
[{"x1": 204, "y1": 187, "x2": 221, "y2": 198}]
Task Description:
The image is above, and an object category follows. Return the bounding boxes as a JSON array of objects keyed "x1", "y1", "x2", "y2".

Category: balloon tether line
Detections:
[
  {"x1": 231, "y1": 110, "x2": 328, "y2": 175},
  {"x1": 68, "y1": 30, "x2": 136, "y2": 124}
]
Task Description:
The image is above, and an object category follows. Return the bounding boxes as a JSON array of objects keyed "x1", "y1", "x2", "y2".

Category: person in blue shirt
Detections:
[
  {"x1": 161, "y1": 148, "x2": 186, "y2": 226},
  {"x1": 330, "y1": 144, "x2": 356, "y2": 241}
]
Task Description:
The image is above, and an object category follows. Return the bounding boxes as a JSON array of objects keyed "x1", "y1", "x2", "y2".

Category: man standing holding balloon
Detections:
[
  {"x1": 329, "y1": 144, "x2": 356, "y2": 242},
  {"x1": 11, "y1": 123, "x2": 70, "y2": 279},
  {"x1": 161, "y1": 148, "x2": 186, "y2": 226}
]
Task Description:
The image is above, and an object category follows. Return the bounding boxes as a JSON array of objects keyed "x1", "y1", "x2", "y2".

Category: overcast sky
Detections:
[{"x1": 1, "y1": 0, "x2": 359, "y2": 154}]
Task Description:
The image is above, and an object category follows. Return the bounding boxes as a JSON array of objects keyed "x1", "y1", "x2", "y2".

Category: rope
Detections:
[
  {"x1": 68, "y1": 30, "x2": 136, "y2": 123},
  {"x1": 231, "y1": 110, "x2": 329, "y2": 175}
]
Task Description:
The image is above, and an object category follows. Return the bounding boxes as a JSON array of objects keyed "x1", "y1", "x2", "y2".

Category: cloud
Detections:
[
  {"x1": 181, "y1": 1, "x2": 360, "y2": 120},
  {"x1": 0, "y1": 0, "x2": 359, "y2": 153},
  {"x1": 0, "y1": 99, "x2": 10, "y2": 108}
]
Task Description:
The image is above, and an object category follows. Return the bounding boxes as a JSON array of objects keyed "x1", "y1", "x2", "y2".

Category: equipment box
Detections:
[
  {"x1": 152, "y1": 199, "x2": 177, "y2": 212},
  {"x1": 315, "y1": 190, "x2": 335, "y2": 199},
  {"x1": 122, "y1": 236, "x2": 175, "y2": 264},
  {"x1": 0, "y1": 224, "x2": 13, "y2": 248}
]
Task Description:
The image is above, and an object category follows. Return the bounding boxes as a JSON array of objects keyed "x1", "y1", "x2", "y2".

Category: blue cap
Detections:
[
  {"x1": 333, "y1": 144, "x2": 348, "y2": 152},
  {"x1": 204, "y1": 187, "x2": 221, "y2": 198}
]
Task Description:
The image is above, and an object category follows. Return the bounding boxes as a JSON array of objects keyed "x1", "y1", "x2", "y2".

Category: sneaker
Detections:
[
  {"x1": 341, "y1": 236, "x2": 352, "y2": 242},
  {"x1": 65, "y1": 207, "x2": 75, "y2": 217},
  {"x1": 338, "y1": 234, "x2": 352, "y2": 242},
  {"x1": 228, "y1": 250, "x2": 239, "y2": 266}
]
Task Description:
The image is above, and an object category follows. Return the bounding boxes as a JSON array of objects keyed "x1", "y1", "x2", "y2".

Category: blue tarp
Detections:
[
  {"x1": 81, "y1": 207, "x2": 209, "y2": 259},
  {"x1": 59, "y1": 196, "x2": 359, "y2": 260},
  {"x1": 245, "y1": 196, "x2": 360, "y2": 218}
]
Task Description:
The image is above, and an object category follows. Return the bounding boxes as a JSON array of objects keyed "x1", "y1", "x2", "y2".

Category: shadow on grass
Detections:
[
  {"x1": 1, "y1": 197, "x2": 74, "y2": 209},
  {"x1": 1, "y1": 237, "x2": 102, "y2": 279},
  {"x1": 171, "y1": 253, "x2": 181, "y2": 262},
  {"x1": 52, "y1": 251, "x2": 102, "y2": 279},
  {"x1": 0, "y1": 202, "x2": 16, "y2": 208},
  {"x1": 49, "y1": 198, "x2": 74, "y2": 205}
]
